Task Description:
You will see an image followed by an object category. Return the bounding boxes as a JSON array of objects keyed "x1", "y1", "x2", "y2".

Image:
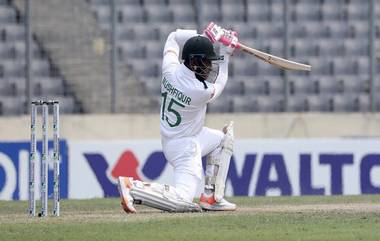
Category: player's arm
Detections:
[
  {"x1": 207, "y1": 49, "x2": 229, "y2": 102},
  {"x1": 162, "y1": 29, "x2": 198, "y2": 75},
  {"x1": 207, "y1": 31, "x2": 238, "y2": 102}
]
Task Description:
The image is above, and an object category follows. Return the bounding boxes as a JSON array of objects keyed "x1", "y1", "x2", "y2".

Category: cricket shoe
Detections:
[
  {"x1": 199, "y1": 193, "x2": 236, "y2": 211},
  {"x1": 117, "y1": 176, "x2": 137, "y2": 213}
]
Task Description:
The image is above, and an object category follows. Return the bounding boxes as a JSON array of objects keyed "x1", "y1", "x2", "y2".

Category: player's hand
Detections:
[
  {"x1": 220, "y1": 30, "x2": 239, "y2": 56},
  {"x1": 204, "y1": 22, "x2": 239, "y2": 55},
  {"x1": 204, "y1": 22, "x2": 224, "y2": 43},
  {"x1": 219, "y1": 30, "x2": 239, "y2": 48}
]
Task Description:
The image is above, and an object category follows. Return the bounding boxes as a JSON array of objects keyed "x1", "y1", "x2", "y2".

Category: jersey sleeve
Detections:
[
  {"x1": 162, "y1": 29, "x2": 198, "y2": 77},
  {"x1": 207, "y1": 54, "x2": 230, "y2": 103}
]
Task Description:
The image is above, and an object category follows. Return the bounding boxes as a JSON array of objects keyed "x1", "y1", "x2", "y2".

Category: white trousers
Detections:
[{"x1": 162, "y1": 127, "x2": 224, "y2": 202}]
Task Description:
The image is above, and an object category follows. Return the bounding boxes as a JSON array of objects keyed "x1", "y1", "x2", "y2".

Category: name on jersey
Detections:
[{"x1": 162, "y1": 78, "x2": 191, "y2": 105}]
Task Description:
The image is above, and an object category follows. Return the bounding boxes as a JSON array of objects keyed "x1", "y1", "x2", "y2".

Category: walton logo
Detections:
[
  {"x1": 84, "y1": 149, "x2": 380, "y2": 198},
  {"x1": 83, "y1": 148, "x2": 255, "y2": 198},
  {"x1": 84, "y1": 150, "x2": 167, "y2": 197}
]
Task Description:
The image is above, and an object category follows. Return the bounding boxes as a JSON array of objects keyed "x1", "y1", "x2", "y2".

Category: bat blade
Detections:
[{"x1": 238, "y1": 43, "x2": 311, "y2": 71}]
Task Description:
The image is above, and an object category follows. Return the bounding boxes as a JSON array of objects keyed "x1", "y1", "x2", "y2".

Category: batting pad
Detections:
[{"x1": 130, "y1": 182, "x2": 201, "y2": 213}]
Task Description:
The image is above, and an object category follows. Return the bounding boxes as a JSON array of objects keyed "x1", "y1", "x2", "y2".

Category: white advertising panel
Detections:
[
  {"x1": 68, "y1": 139, "x2": 380, "y2": 199},
  {"x1": 69, "y1": 140, "x2": 171, "y2": 199}
]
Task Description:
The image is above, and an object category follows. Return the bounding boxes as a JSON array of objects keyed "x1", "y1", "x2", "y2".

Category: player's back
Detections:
[{"x1": 160, "y1": 63, "x2": 212, "y2": 139}]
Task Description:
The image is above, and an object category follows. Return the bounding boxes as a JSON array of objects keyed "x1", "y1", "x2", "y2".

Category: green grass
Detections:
[{"x1": 1, "y1": 195, "x2": 380, "y2": 241}]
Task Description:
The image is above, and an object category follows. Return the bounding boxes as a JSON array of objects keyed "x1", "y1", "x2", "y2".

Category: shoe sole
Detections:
[
  {"x1": 117, "y1": 177, "x2": 137, "y2": 213},
  {"x1": 199, "y1": 202, "x2": 236, "y2": 211}
]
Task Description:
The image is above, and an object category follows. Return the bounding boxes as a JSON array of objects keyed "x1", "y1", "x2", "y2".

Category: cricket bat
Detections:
[{"x1": 238, "y1": 43, "x2": 312, "y2": 72}]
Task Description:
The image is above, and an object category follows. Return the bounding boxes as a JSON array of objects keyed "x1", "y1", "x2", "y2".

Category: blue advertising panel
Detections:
[{"x1": 0, "y1": 141, "x2": 68, "y2": 200}]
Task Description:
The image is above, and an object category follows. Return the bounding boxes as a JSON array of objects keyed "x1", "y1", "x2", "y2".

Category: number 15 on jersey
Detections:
[{"x1": 161, "y1": 92, "x2": 185, "y2": 128}]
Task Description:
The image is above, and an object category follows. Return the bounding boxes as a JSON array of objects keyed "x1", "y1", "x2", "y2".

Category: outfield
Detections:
[{"x1": 0, "y1": 195, "x2": 379, "y2": 241}]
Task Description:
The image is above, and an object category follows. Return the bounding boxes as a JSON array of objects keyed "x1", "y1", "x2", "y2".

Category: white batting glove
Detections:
[
  {"x1": 220, "y1": 30, "x2": 239, "y2": 55},
  {"x1": 204, "y1": 22, "x2": 224, "y2": 43},
  {"x1": 220, "y1": 30, "x2": 239, "y2": 48},
  {"x1": 204, "y1": 22, "x2": 239, "y2": 55}
]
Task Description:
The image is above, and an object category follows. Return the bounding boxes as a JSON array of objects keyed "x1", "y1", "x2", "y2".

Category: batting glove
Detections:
[
  {"x1": 204, "y1": 22, "x2": 224, "y2": 43},
  {"x1": 219, "y1": 30, "x2": 239, "y2": 55},
  {"x1": 219, "y1": 30, "x2": 239, "y2": 49},
  {"x1": 204, "y1": 22, "x2": 239, "y2": 55}
]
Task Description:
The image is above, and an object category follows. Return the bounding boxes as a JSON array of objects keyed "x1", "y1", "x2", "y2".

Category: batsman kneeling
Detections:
[{"x1": 117, "y1": 23, "x2": 238, "y2": 213}]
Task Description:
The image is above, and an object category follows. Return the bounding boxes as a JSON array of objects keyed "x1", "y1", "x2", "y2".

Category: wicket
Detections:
[{"x1": 29, "y1": 100, "x2": 60, "y2": 217}]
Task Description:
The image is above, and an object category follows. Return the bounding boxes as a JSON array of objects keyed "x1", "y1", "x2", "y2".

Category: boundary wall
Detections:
[{"x1": 1, "y1": 113, "x2": 380, "y2": 140}]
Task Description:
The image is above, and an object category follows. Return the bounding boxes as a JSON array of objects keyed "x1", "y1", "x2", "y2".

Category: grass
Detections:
[{"x1": 0, "y1": 195, "x2": 380, "y2": 241}]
